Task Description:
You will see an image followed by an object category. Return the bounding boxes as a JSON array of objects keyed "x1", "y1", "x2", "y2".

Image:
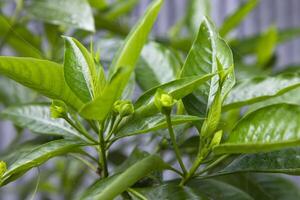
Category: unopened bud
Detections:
[
  {"x1": 113, "y1": 100, "x2": 134, "y2": 117},
  {"x1": 0, "y1": 161, "x2": 7, "y2": 177},
  {"x1": 50, "y1": 100, "x2": 67, "y2": 119},
  {"x1": 210, "y1": 130, "x2": 223, "y2": 149},
  {"x1": 154, "y1": 89, "x2": 176, "y2": 115}
]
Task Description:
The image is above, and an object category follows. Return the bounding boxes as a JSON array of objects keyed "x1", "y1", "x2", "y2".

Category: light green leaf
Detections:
[
  {"x1": 230, "y1": 27, "x2": 300, "y2": 55},
  {"x1": 80, "y1": 154, "x2": 170, "y2": 200},
  {"x1": 0, "y1": 15, "x2": 42, "y2": 58},
  {"x1": 220, "y1": 0, "x2": 259, "y2": 37},
  {"x1": 108, "y1": 0, "x2": 163, "y2": 86},
  {"x1": 88, "y1": 0, "x2": 107, "y2": 9},
  {"x1": 136, "y1": 42, "x2": 181, "y2": 91},
  {"x1": 215, "y1": 104, "x2": 300, "y2": 154},
  {"x1": 256, "y1": 26, "x2": 278, "y2": 66},
  {"x1": 0, "y1": 104, "x2": 87, "y2": 141},
  {"x1": 223, "y1": 73, "x2": 300, "y2": 110},
  {"x1": 115, "y1": 114, "x2": 202, "y2": 139},
  {"x1": 104, "y1": 0, "x2": 139, "y2": 20},
  {"x1": 63, "y1": 36, "x2": 97, "y2": 102},
  {"x1": 80, "y1": 0, "x2": 163, "y2": 120},
  {"x1": 0, "y1": 139, "x2": 85, "y2": 186},
  {"x1": 80, "y1": 68, "x2": 129, "y2": 120},
  {"x1": 26, "y1": 0, "x2": 95, "y2": 32},
  {"x1": 186, "y1": 0, "x2": 211, "y2": 36},
  {"x1": 0, "y1": 57, "x2": 83, "y2": 110}
]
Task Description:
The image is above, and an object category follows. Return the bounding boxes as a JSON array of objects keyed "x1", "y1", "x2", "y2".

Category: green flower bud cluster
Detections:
[
  {"x1": 113, "y1": 100, "x2": 134, "y2": 117},
  {"x1": 0, "y1": 161, "x2": 7, "y2": 177},
  {"x1": 154, "y1": 89, "x2": 177, "y2": 114},
  {"x1": 50, "y1": 100, "x2": 68, "y2": 119}
]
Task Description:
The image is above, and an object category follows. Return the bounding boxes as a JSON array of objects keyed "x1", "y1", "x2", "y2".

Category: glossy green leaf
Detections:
[
  {"x1": 211, "y1": 147, "x2": 300, "y2": 176},
  {"x1": 215, "y1": 104, "x2": 300, "y2": 154},
  {"x1": 108, "y1": 0, "x2": 163, "y2": 83},
  {"x1": 0, "y1": 104, "x2": 87, "y2": 141},
  {"x1": 0, "y1": 57, "x2": 83, "y2": 109},
  {"x1": 63, "y1": 36, "x2": 97, "y2": 102},
  {"x1": 180, "y1": 17, "x2": 234, "y2": 117},
  {"x1": 216, "y1": 174, "x2": 300, "y2": 200},
  {"x1": 136, "y1": 42, "x2": 181, "y2": 91},
  {"x1": 0, "y1": 139, "x2": 85, "y2": 186},
  {"x1": 26, "y1": 0, "x2": 95, "y2": 32},
  {"x1": 80, "y1": 154, "x2": 170, "y2": 200},
  {"x1": 115, "y1": 114, "x2": 202, "y2": 139},
  {"x1": 136, "y1": 179, "x2": 253, "y2": 200},
  {"x1": 223, "y1": 73, "x2": 300, "y2": 110},
  {"x1": 219, "y1": 0, "x2": 259, "y2": 37}
]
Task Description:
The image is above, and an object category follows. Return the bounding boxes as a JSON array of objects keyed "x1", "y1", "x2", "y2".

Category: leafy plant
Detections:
[{"x1": 1, "y1": 0, "x2": 300, "y2": 199}]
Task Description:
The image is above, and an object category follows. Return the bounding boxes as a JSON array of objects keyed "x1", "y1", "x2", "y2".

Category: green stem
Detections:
[
  {"x1": 195, "y1": 154, "x2": 230, "y2": 176},
  {"x1": 64, "y1": 117, "x2": 98, "y2": 144},
  {"x1": 105, "y1": 116, "x2": 122, "y2": 142},
  {"x1": 98, "y1": 122, "x2": 108, "y2": 177},
  {"x1": 127, "y1": 188, "x2": 147, "y2": 200},
  {"x1": 165, "y1": 114, "x2": 187, "y2": 175}
]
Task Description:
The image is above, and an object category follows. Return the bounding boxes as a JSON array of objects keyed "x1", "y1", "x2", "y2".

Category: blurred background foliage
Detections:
[{"x1": 1, "y1": 0, "x2": 300, "y2": 199}]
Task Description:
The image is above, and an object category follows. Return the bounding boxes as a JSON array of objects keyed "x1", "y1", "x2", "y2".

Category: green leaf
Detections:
[
  {"x1": 136, "y1": 179, "x2": 254, "y2": 200},
  {"x1": 136, "y1": 42, "x2": 181, "y2": 91},
  {"x1": 211, "y1": 147, "x2": 300, "y2": 176},
  {"x1": 136, "y1": 74, "x2": 213, "y2": 108},
  {"x1": 0, "y1": 104, "x2": 87, "y2": 142},
  {"x1": 219, "y1": 0, "x2": 259, "y2": 37},
  {"x1": 104, "y1": 0, "x2": 139, "y2": 20},
  {"x1": 230, "y1": 27, "x2": 300, "y2": 56},
  {"x1": 0, "y1": 139, "x2": 85, "y2": 186},
  {"x1": 108, "y1": 0, "x2": 163, "y2": 85},
  {"x1": 26, "y1": 0, "x2": 95, "y2": 32},
  {"x1": 186, "y1": 0, "x2": 211, "y2": 36},
  {"x1": 223, "y1": 73, "x2": 300, "y2": 110},
  {"x1": 63, "y1": 36, "x2": 97, "y2": 102},
  {"x1": 215, "y1": 174, "x2": 300, "y2": 200},
  {"x1": 80, "y1": 0, "x2": 163, "y2": 120},
  {"x1": 0, "y1": 57, "x2": 83, "y2": 110},
  {"x1": 215, "y1": 104, "x2": 300, "y2": 154},
  {"x1": 80, "y1": 154, "x2": 170, "y2": 200},
  {"x1": 88, "y1": 0, "x2": 107, "y2": 9},
  {"x1": 180, "y1": 17, "x2": 234, "y2": 117},
  {"x1": 0, "y1": 15, "x2": 42, "y2": 58},
  {"x1": 115, "y1": 114, "x2": 202, "y2": 139},
  {"x1": 79, "y1": 68, "x2": 129, "y2": 120},
  {"x1": 256, "y1": 26, "x2": 278, "y2": 66}
]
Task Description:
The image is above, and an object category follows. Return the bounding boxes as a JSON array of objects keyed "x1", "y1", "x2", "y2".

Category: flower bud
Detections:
[
  {"x1": 209, "y1": 130, "x2": 223, "y2": 149},
  {"x1": 50, "y1": 100, "x2": 68, "y2": 119},
  {"x1": 113, "y1": 100, "x2": 134, "y2": 117},
  {"x1": 0, "y1": 161, "x2": 7, "y2": 177},
  {"x1": 154, "y1": 89, "x2": 176, "y2": 115}
]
